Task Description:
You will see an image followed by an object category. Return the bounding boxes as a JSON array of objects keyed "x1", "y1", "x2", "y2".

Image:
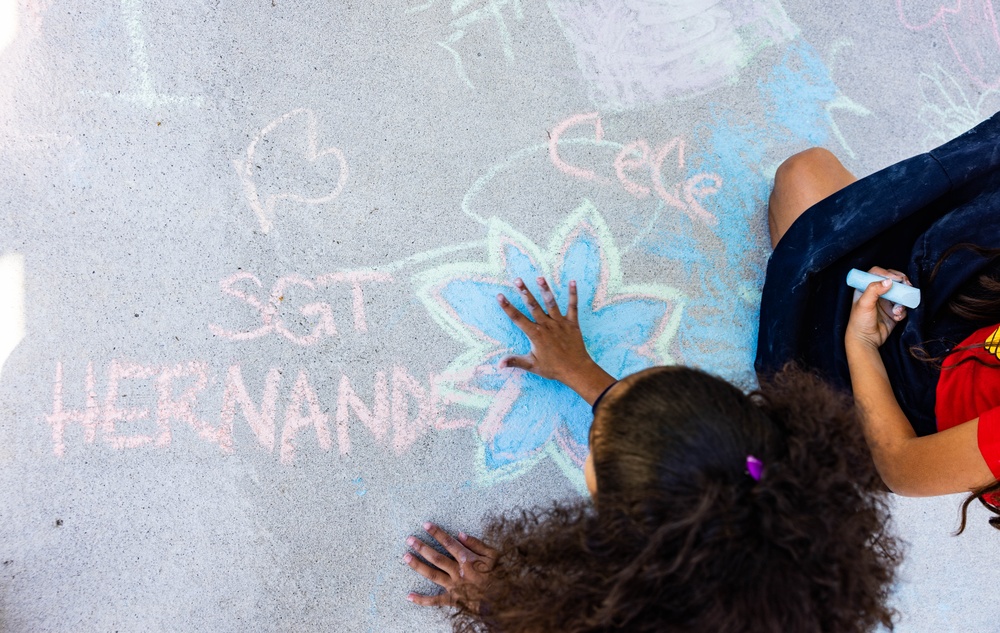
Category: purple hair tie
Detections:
[{"x1": 746, "y1": 455, "x2": 764, "y2": 481}]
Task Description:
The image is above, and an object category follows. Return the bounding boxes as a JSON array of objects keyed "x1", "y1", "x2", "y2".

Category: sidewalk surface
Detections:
[{"x1": 0, "y1": 1, "x2": 998, "y2": 631}]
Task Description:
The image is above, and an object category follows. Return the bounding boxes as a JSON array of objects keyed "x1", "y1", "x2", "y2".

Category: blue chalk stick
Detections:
[{"x1": 846, "y1": 269, "x2": 921, "y2": 309}]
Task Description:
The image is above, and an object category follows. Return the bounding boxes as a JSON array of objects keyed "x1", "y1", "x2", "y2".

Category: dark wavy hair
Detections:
[{"x1": 450, "y1": 366, "x2": 899, "y2": 632}]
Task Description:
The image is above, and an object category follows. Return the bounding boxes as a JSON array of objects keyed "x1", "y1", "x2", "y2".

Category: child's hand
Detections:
[
  {"x1": 846, "y1": 266, "x2": 910, "y2": 351},
  {"x1": 497, "y1": 277, "x2": 615, "y2": 404},
  {"x1": 404, "y1": 522, "x2": 497, "y2": 610}
]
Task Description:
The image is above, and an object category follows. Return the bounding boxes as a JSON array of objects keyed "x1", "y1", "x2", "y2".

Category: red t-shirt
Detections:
[{"x1": 935, "y1": 324, "x2": 1000, "y2": 479}]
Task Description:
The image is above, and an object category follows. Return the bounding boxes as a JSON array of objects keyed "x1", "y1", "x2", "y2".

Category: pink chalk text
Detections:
[
  {"x1": 47, "y1": 360, "x2": 475, "y2": 463},
  {"x1": 549, "y1": 112, "x2": 721, "y2": 226},
  {"x1": 208, "y1": 271, "x2": 393, "y2": 345}
]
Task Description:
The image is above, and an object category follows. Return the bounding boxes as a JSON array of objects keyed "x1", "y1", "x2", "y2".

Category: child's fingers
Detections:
[
  {"x1": 497, "y1": 294, "x2": 534, "y2": 332},
  {"x1": 499, "y1": 354, "x2": 533, "y2": 371},
  {"x1": 403, "y1": 551, "x2": 451, "y2": 588},
  {"x1": 458, "y1": 531, "x2": 497, "y2": 559},
  {"x1": 406, "y1": 536, "x2": 458, "y2": 577},
  {"x1": 514, "y1": 278, "x2": 547, "y2": 321},
  {"x1": 537, "y1": 277, "x2": 562, "y2": 318},
  {"x1": 424, "y1": 523, "x2": 473, "y2": 563},
  {"x1": 407, "y1": 591, "x2": 454, "y2": 608},
  {"x1": 868, "y1": 266, "x2": 912, "y2": 286},
  {"x1": 857, "y1": 279, "x2": 893, "y2": 311},
  {"x1": 567, "y1": 280, "x2": 578, "y2": 322}
]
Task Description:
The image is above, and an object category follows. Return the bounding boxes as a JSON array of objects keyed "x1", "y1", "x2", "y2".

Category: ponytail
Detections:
[{"x1": 450, "y1": 366, "x2": 899, "y2": 633}]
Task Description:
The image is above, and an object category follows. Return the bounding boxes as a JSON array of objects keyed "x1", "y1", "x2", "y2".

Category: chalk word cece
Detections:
[{"x1": 549, "y1": 112, "x2": 722, "y2": 226}]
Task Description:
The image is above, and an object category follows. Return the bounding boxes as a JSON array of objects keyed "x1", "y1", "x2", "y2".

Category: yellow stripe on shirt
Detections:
[{"x1": 986, "y1": 326, "x2": 1000, "y2": 361}]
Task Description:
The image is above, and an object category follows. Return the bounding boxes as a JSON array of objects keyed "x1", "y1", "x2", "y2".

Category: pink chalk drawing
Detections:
[
  {"x1": 48, "y1": 359, "x2": 229, "y2": 454},
  {"x1": 220, "y1": 365, "x2": 281, "y2": 453},
  {"x1": 549, "y1": 112, "x2": 722, "y2": 225},
  {"x1": 549, "y1": 112, "x2": 607, "y2": 182},
  {"x1": 208, "y1": 270, "x2": 392, "y2": 345},
  {"x1": 279, "y1": 369, "x2": 332, "y2": 464},
  {"x1": 156, "y1": 361, "x2": 225, "y2": 448},
  {"x1": 235, "y1": 108, "x2": 349, "y2": 234},
  {"x1": 407, "y1": 0, "x2": 525, "y2": 88},
  {"x1": 415, "y1": 201, "x2": 684, "y2": 490},
  {"x1": 46, "y1": 360, "x2": 475, "y2": 462},
  {"x1": 336, "y1": 372, "x2": 389, "y2": 454},
  {"x1": 548, "y1": 0, "x2": 797, "y2": 108},
  {"x1": 46, "y1": 362, "x2": 99, "y2": 458},
  {"x1": 898, "y1": 0, "x2": 1000, "y2": 90},
  {"x1": 101, "y1": 359, "x2": 163, "y2": 450}
]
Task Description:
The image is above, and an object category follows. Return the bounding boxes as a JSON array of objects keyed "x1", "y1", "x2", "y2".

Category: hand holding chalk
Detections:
[{"x1": 846, "y1": 269, "x2": 920, "y2": 309}]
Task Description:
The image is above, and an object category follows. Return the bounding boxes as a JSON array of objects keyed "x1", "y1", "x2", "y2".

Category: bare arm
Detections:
[{"x1": 845, "y1": 268, "x2": 993, "y2": 496}]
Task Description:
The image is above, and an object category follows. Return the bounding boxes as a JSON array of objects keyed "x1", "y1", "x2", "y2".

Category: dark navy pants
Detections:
[{"x1": 755, "y1": 111, "x2": 1000, "y2": 436}]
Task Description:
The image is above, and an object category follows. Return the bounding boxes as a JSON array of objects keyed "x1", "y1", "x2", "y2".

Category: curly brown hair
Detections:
[{"x1": 450, "y1": 366, "x2": 900, "y2": 632}]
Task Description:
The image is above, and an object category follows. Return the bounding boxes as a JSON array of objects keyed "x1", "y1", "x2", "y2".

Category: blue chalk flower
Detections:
[{"x1": 416, "y1": 201, "x2": 684, "y2": 491}]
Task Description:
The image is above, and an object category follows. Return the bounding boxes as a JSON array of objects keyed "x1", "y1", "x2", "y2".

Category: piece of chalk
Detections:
[{"x1": 846, "y1": 269, "x2": 921, "y2": 309}]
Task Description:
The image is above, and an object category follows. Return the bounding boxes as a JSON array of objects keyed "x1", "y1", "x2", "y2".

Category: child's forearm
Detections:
[
  {"x1": 845, "y1": 339, "x2": 916, "y2": 490},
  {"x1": 561, "y1": 361, "x2": 616, "y2": 406}
]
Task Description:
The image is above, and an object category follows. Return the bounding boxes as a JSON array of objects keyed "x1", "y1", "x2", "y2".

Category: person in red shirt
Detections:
[{"x1": 764, "y1": 137, "x2": 1000, "y2": 528}]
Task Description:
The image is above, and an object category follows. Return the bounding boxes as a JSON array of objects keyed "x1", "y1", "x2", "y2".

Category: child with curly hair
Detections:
[
  {"x1": 398, "y1": 110, "x2": 1000, "y2": 633},
  {"x1": 402, "y1": 276, "x2": 900, "y2": 632}
]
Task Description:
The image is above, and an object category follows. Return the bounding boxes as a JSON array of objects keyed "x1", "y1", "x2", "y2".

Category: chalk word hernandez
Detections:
[
  {"x1": 208, "y1": 271, "x2": 392, "y2": 345},
  {"x1": 548, "y1": 112, "x2": 721, "y2": 226},
  {"x1": 46, "y1": 360, "x2": 474, "y2": 463}
]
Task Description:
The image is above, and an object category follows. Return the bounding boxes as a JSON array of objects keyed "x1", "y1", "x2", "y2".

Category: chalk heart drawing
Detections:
[
  {"x1": 415, "y1": 201, "x2": 684, "y2": 491},
  {"x1": 897, "y1": 0, "x2": 1000, "y2": 90},
  {"x1": 235, "y1": 108, "x2": 349, "y2": 234},
  {"x1": 548, "y1": 0, "x2": 797, "y2": 108}
]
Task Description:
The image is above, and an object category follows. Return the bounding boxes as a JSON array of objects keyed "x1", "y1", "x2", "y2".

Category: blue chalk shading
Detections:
[
  {"x1": 352, "y1": 476, "x2": 367, "y2": 497},
  {"x1": 636, "y1": 40, "x2": 847, "y2": 384},
  {"x1": 435, "y1": 223, "x2": 670, "y2": 474},
  {"x1": 637, "y1": 109, "x2": 771, "y2": 382},
  {"x1": 759, "y1": 41, "x2": 838, "y2": 146}
]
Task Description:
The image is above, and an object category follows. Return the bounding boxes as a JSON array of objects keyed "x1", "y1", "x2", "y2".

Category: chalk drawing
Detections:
[
  {"x1": 208, "y1": 270, "x2": 391, "y2": 344},
  {"x1": 415, "y1": 201, "x2": 684, "y2": 490},
  {"x1": 898, "y1": 0, "x2": 1000, "y2": 90},
  {"x1": 46, "y1": 360, "x2": 475, "y2": 461},
  {"x1": 352, "y1": 476, "x2": 367, "y2": 496},
  {"x1": 758, "y1": 41, "x2": 870, "y2": 159},
  {"x1": 916, "y1": 64, "x2": 1000, "y2": 147},
  {"x1": 46, "y1": 362, "x2": 99, "y2": 458},
  {"x1": 629, "y1": 40, "x2": 867, "y2": 384},
  {"x1": 234, "y1": 108, "x2": 349, "y2": 234},
  {"x1": 548, "y1": 112, "x2": 722, "y2": 224},
  {"x1": 220, "y1": 365, "x2": 281, "y2": 453},
  {"x1": 465, "y1": 112, "x2": 721, "y2": 227},
  {"x1": 547, "y1": 0, "x2": 797, "y2": 109},
  {"x1": 81, "y1": 0, "x2": 204, "y2": 108},
  {"x1": 101, "y1": 358, "x2": 162, "y2": 450},
  {"x1": 407, "y1": 0, "x2": 525, "y2": 88},
  {"x1": 279, "y1": 369, "x2": 332, "y2": 464},
  {"x1": 0, "y1": 253, "x2": 25, "y2": 378}
]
